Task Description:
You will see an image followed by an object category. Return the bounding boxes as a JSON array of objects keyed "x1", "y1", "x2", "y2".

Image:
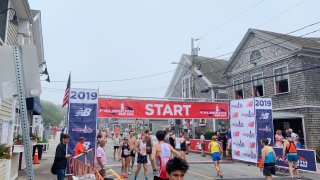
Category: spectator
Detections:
[
  {"x1": 179, "y1": 133, "x2": 187, "y2": 160},
  {"x1": 169, "y1": 131, "x2": 176, "y2": 149},
  {"x1": 166, "y1": 157, "x2": 189, "y2": 180},
  {"x1": 226, "y1": 128, "x2": 231, "y2": 139},
  {"x1": 226, "y1": 135, "x2": 232, "y2": 160},
  {"x1": 95, "y1": 139, "x2": 107, "y2": 170},
  {"x1": 60, "y1": 126, "x2": 66, "y2": 143},
  {"x1": 216, "y1": 131, "x2": 222, "y2": 142},
  {"x1": 275, "y1": 130, "x2": 284, "y2": 147},
  {"x1": 289, "y1": 129, "x2": 297, "y2": 138},
  {"x1": 75, "y1": 137, "x2": 88, "y2": 156},
  {"x1": 284, "y1": 129, "x2": 291, "y2": 139},
  {"x1": 295, "y1": 136, "x2": 302, "y2": 149},
  {"x1": 200, "y1": 132, "x2": 206, "y2": 157},
  {"x1": 51, "y1": 134, "x2": 72, "y2": 180}
]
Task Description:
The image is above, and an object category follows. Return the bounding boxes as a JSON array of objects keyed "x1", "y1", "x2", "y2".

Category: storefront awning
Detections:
[
  {"x1": 273, "y1": 111, "x2": 303, "y2": 119},
  {"x1": 26, "y1": 96, "x2": 42, "y2": 115}
]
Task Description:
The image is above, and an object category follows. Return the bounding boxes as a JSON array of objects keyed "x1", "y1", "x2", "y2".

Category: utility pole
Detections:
[{"x1": 190, "y1": 38, "x2": 199, "y2": 138}]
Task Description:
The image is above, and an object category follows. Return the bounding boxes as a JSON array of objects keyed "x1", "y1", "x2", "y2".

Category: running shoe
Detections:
[
  {"x1": 124, "y1": 174, "x2": 129, "y2": 178},
  {"x1": 128, "y1": 169, "x2": 132, "y2": 175}
]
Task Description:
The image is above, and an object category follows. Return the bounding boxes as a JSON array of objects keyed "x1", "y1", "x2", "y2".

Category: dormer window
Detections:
[{"x1": 250, "y1": 50, "x2": 262, "y2": 61}]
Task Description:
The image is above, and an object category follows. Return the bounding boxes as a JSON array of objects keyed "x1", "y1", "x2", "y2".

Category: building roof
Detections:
[
  {"x1": 253, "y1": 29, "x2": 320, "y2": 49},
  {"x1": 183, "y1": 54, "x2": 228, "y2": 85}
]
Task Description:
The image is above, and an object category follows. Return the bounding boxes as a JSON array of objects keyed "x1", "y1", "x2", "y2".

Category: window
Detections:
[
  {"x1": 274, "y1": 66, "x2": 289, "y2": 94},
  {"x1": 234, "y1": 79, "x2": 243, "y2": 99},
  {"x1": 13, "y1": 108, "x2": 21, "y2": 139},
  {"x1": 252, "y1": 74, "x2": 264, "y2": 97},
  {"x1": 250, "y1": 50, "x2": 262, "y2": 61},
  {"x1": 0, "y1": 0, "x2": 9, "y2": 42},
  {"x1": 199, "y1": 119, "x2": 206, "y2": 126},
  {"x1": 182, "y1": 77, "x2": 192, "y2": 98}
]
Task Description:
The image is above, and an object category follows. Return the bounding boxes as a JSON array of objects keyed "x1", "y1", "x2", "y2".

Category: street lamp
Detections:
[{"x1": 0, "y1": 8, "x2": 19, "y2": 26}]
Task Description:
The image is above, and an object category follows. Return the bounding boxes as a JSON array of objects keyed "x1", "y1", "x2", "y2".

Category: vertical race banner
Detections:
[
  {"x1": 230, "y1": 98, "x2": 257, "y2": 163},
  {"x1": 255, "y1": 98, "x2": 274, "y2": 159},
  {"x1": 67, "y1": 88, "x2": 98, "y2": 155}
]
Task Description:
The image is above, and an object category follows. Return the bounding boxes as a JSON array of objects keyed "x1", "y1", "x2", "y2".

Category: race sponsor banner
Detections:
[
  {"x1": 230, "y1": 98, "x2": 257, "y2": 163},
  {"x1": 255, "y1": 98, "x2": 274, "y2": 159},
  {"x1": 189, "y1": 139, "x2": 215, "y2": 153},
  {"x1": 274, "y1": 147, "x2": 318, "y2": 173},
  {"x1": 67, "y1": 88, "x2": 98, "y2": 155},
  {"x1": 98, "y1": 99, "x2": 229, "y2": 119}
]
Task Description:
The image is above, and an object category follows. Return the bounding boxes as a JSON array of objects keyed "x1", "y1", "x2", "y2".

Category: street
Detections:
[{"x1": 16, "y1": 134, "x2": 319, "y2": 180}]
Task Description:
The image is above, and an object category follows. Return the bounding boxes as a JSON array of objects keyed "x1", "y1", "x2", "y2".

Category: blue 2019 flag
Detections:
[{"x1": 67, "y1": 88, "x2": 98, "y2": 155}]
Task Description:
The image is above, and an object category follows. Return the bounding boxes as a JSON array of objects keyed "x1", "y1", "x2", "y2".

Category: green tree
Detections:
[{"x1": 41, "y1": 100, "x2": 65, "y2": 126}]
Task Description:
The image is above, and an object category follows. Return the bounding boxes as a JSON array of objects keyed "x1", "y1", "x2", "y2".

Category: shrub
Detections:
[
  {"x1": 204, "y1": 131, "x2": 215, "y2": 140},
  {"x1": 13, "y1": 135, "x2": 23, "y2": 145},
  {"x1": 0, "y1": 144, "x2": 11, "y2": 159}
]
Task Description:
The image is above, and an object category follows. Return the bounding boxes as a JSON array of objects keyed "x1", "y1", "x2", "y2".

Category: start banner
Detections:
[{"x1": 98, "y1": 99, "x2": 229, "y2": 119}]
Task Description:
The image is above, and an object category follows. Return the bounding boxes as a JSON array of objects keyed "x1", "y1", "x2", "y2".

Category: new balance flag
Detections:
[{"x1": 62, "y1": 74, "x2": 71, "y2": 107}]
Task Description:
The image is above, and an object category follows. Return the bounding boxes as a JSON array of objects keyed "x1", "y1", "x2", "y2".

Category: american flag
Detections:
[{"x1": 62, "y1": 74, "x2": 71, "y2": 108}]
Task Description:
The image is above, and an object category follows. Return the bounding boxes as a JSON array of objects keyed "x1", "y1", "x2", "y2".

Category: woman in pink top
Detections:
[{"x1": 275, "y1": 130, "x2": 283, "y2": 147}]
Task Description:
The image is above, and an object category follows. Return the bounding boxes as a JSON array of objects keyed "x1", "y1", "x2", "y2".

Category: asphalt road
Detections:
[
  {"x1": 16, "y1": 134, "x2": 319, "y2": 180},
  {"x1": 104, "y1": 139, "x2": 319, "y2": 180}
]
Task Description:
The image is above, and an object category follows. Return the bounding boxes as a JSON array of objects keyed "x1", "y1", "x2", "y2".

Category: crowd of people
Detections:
[{"x1": 51, "y1": 127, "x2": 305, "y2": 180}]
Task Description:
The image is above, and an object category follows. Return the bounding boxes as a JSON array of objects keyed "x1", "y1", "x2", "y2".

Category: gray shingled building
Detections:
[
  {"x1": 223, "y1": 28, "x2": 320, "y2": 148},
  {"x1": 165, "y1": 54, "x2": 229, "y2": 135}
]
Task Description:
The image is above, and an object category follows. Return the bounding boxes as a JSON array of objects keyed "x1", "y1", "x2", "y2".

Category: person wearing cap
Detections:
[{"x1": 75, "y1": 137, "x2": 88, "y2": 156}]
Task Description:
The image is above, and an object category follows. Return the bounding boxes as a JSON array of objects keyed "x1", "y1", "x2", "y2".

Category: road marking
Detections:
[
  {"x1": 188, "y1": 170, "x2": 216, "y2": 180},
  {"x1": 108, "y1": 168, "x2": 121, "y2": 180}
]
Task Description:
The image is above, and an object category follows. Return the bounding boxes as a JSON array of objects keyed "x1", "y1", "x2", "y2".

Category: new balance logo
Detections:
[{"x1": 75, "y1": 108, "x2": 92, "y2": 117}]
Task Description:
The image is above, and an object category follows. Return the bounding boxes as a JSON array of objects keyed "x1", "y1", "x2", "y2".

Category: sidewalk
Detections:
[{"x1": 17, "y1": 134, "x2": 59, "y2": 180}]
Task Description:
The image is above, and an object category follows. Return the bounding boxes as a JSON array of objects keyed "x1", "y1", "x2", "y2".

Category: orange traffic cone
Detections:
[{"x1": 33, "y1": 147, "x2": 40, "y2": 164}]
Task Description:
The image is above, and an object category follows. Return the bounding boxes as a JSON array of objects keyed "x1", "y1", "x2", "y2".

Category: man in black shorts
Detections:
[{"x1": 128, "y1": 130, "x2": 136, "y2": 175}]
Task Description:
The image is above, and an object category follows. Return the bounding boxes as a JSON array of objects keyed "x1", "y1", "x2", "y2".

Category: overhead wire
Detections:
[
  {"x1": 211, "y1": 0, "x2": 309, "y2": 53},
  {"x1": 200, "y1": 0, "x2": 265, "y2": 39}
]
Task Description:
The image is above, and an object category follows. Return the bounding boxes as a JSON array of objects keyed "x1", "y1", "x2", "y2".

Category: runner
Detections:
[
  {"x1": 200, "y1": 132, "x2": 206, "y2": 157},
  {"x1": 113, "y1": 132, "x2": 121, "y2": 160},
  {"x1": 128, "y1": 130, "x2": 137, "y2": 175},
  {"x1": 283, "y1": 136, "x2": 301, "y2": 179},
  {"x1": 169, "y1": 131, "x2": 176, "y2": 149},
  {"x1": 260, "y1": 138, "x2": 276, "y2": 180},
  {"x1": 151, "y1": 130, "x2": 181, "y2": 180},
  {"x1": 208, "y1": 136, "x2": 223, "y2": 178},
  {"x1": 119, "y1": 137, "x2": 131, "y2": 179},
  {"x1": 133, "y1": 135, "x2": 149, "y2": 180},
  {"x1": 179, "y1": 133, "x2": 187, "y2": 160}
]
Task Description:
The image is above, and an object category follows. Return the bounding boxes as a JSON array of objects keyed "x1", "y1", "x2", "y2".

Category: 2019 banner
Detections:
[
  {"x1": 67, "y1": 88, "x2": 98, "y2": 155},
  {"x1": 274, "y1": 147, "x2": 318, "y2": 173},
  {"x1": 98, "y1": 99, "x2": 229, "y2": 119}
]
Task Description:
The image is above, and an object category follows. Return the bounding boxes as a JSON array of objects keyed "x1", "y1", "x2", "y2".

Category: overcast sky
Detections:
[{"x1": 29, "y1": 0, "x2": 320, "y2": 105}]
